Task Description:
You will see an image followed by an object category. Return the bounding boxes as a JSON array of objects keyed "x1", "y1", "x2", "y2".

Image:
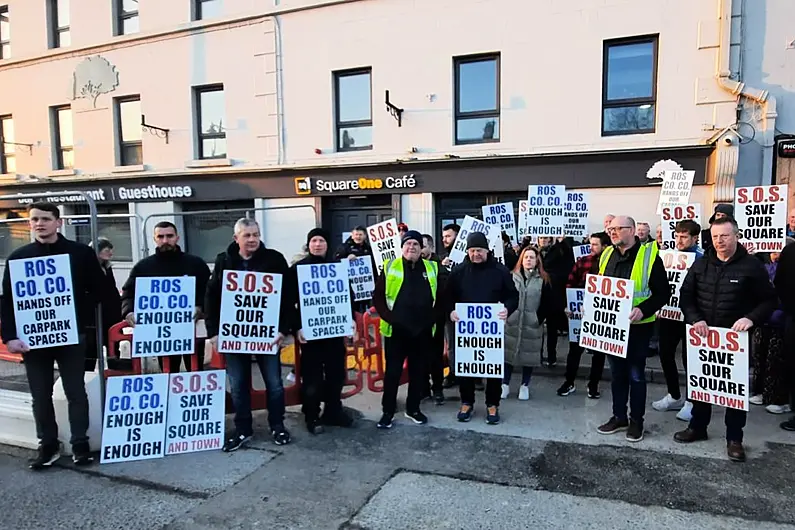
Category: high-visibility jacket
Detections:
[
  {"x1": 598, "y1": 242, "x2": 658, "y2": 325},
  {"x1": 380, "y1": 258, "x2": 438, "y2": 337}
]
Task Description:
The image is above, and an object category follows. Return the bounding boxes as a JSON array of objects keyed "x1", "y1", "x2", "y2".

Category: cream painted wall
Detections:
[{"x1": 257, "y1": 197, "x2": 317, "y2": 261}]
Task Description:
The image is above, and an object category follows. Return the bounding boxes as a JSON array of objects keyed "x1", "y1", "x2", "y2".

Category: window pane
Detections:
[
  {"x1": 58, "y1": 108, "x2": 73, "y2": 146},
  {"x1": 199, "y1": 0, "x2": 222, "y2": 20},
  {"x1": 0, "y1": 210, "x2": 31, "y2": 260},
  {"x1": 0, "y1": 43, "x2": 9, "y2": 59},
  {"x1": 73, "y1": 205, "x2": 133, "y2": 262},
  {"x1": 337, "y1": 73, "x2": 371, "y2": 123},
  {"x1": 456, "y1": 117, "x2": 500, "y2": 143},
  {"x1": 337, "y1": 126, "x2": 372, "y2": 150},
  {"x1": 0, "y1": 11, "x2": 9, "y2": 41},
  {"x1": 61, "y1": 149, "x2": 74, "y2": 169},
  {"x1": 4, "y1": 155, "x2": 16, "y2": 173},
  {"x1": 58, "y1": 28, "x2": 71, "y2": 47},
  {"x1": 603, "y1": 104, "x2": 655, "y2": 134},
  {"x1": 119, "y1": 99, "x2": 141, "y2": 142},
  {"x1": 606, "y1": 41, "x2": 654, "y2": 100},
  {"x1": 199, "y1": 89, "x2": 225, "y2": 135},
  {"x1": 122, "y1": 15, "x2": 139, "y2": 35},
  {"x1": 2, "y1": 118, "x2": 15, "y2": 153},
  {"x1": 121, "y1": 143, "x2": 142, "y2": 166},
  {"x1": 457, "y1": 59, "x2": 498, "y2": 113},
  {"x1": 201, "y1": 137, "x2": 227, "y2": 159},
  {"x1": 57, "y1": 0, "x2": 70, "y2": 27},
  {"x1": 121, "y1": 0, "x2": 138, "y2": 13},
  {"x1": 183, "y1": 202, "x2": 254, "y2": 262}
]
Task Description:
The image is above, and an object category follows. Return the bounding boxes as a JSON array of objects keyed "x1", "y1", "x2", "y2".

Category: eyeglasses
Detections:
[{"x1": 606, "y1": 226, "x2": 632, "y2": 233}]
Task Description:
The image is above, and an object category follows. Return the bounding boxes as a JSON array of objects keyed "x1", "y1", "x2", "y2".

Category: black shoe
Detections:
[
  {"x1": 474, "y1": 379, "x2": 485, "y2": 391},
  {"x1": 625, "y1": 421, "x2": 644, "y2": 443},
  {"x1": 222, "y1": 432, "x2": 252, "y2": 452},
  {"x1": 556, "y1": 382, "x2": 576, "y2": 396},
  {"x1": 321, "y1": 409, "x2": 354, "y2": 428},
  {"x1": 587, "y1": 386, "x2": 601, "y2": 399},
  {"x1": 272, "y1": 427, "x2": 291, "y2": 446},
  {"x1": 442, "y1": 375, "x2": 457, "y2": 389},
  {"x1": 597, "y1": 416, "x2": 629, "y2": 435},
  {"x1": 306, "y1": 421, "x2": 325, "y2": 435},
  {"x1": 404, "y1": 411, "x2": 428, "y2": 425},
  {"x1": 433, "y1": 390, "x2": 445, "y2": 406},
  {"x1": 377, "y1": 413, "x2": 394, "y2": 429},
  {"x1": 29, "y1": 443, "x2": 61, "y2": 471},
  {"x1": 781, "y1": 418, "x2": 795, "y2": 432},
  {"x1": 71, "y1": 442, "x2": 94, "y2": 466}
]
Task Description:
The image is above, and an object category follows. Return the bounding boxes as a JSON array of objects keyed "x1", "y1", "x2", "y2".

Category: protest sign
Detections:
[
  {"x1": 132, "y1": 277, "x2": 196, "y2": 358},
  {"x1": 526, "y1": 185, "x2": 566, "y2": 237},
  {"x1": 660, "y1": 203, "x2": 702, "y2": 250},
  {"x1": 573, "y1": 244, "x2": 591, "y2": 261},
  {"x1": 448, "y1": 216, "x2": 500, "y2": 267},
  {"x1": 658, "y1": 250, "x2": 696, "y2": 321},
  {"x1": 342, "y1": 231, "x2": 351, "y2": 243},
  {"x1": 579, "y1": 274, "x2": 634, "y2": 358},
  {"x1": 482, "y1": 202, "x2": 517, "y2": 244},
  {"x1": 686, "y1": 326, "x2": 749, "y2": 411},
  {"x1": 735, "y1": 184, "x2": 788, "y2": 252},
  {"x1": 101, "y1": 373, "x2": 169, "y2": 464},
  {"x1": 297, "y1": 262, "x2": 354, "y2": 340},
  {"x1": 165, "y1": 370, "x2": 225, "y2": 455},
  {"x1": 566, "y1": 288, "x2": 584, "y2": 342},
  {"x1": 453, "y1": 303, "x2": 504, "y2": 379},
  {"x1": 517, "y1": 200, "x2": 529, "y2": 240},
  {"x1": 656, "y1": 170, "x2": 695, "y2": 214},
  {"x1": 218, "y1": 271, "x2": 283, "y2": 354},
  {"x1": 8, "y1": 254, "x2": 78, "y2": 349},
  {"x1": 564, "y1": 191, "x2": 589, "y2": 238},
  {"x1": 367, "y1": 218, "x2": 401, "y2": 274},
  {"x1": 345, "y1": 256, "x2": 375, "y2": 302}
]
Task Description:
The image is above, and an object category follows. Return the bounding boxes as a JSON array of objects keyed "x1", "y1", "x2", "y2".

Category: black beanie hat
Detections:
[
  {"x1": 306, "y1": 227, "x2": 331, "y2": 248},
  {"x1": 466, "y1": 231, "x2": 489, "y2": 250},
  {"x1": 708, "y1": 203, "x2": 735, "y2": 224},
  {"x1": 401, "y1": 230, "x2": 423, "y2": 247}
]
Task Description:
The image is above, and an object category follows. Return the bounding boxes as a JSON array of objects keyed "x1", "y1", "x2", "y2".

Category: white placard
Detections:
[
  {"x1": 660, "y1": 203, "x2": 702, "y2": 251},
  {"x1": 573, "y1": 244, "x2": 591, "y2": 260},
  {"x1": 686, "y1": 326, "x2": 749, "y2": 411},
  {"x1": 517, "y1": 200, "x2": 529, "y2": 240},
  {"x1": 658, "y1": 250, "x2": 696, "y2": 321},
  {"x1": 342, "y1": 231, "x2": 352, "y2": 243},
  {"x1": 367, "y1": 218, "x2": 402, "y2": 274},
  {"x1": 8, "y1": 254, "x2": 78, "y2": 349},
  {"x1": 491, "y1": 236, "x2": 505, "y2": 265},
  {"x1": 132, "y1": 277, "x2": 196, "y2": 358},
  {"x1": 579, "y1": 274, "x2": 634, "y2": 358},
  {"x1": 346, "y1": 256, "x2": 375, "y2": 302},
  {"x1": 218, "y1": 270, "x2": 283, "y2": 354},
  {"x1": 453, "y1": 303, "x2": 504, "y2": 379},
  {"x1": 101, "y1": 374, "x2": 169, "y2": 464},
  {"x1": 447, "y1": 216, "x2": 501, "y2": 267},
  {"x1": 165, "y1": 370, "x2": 225, "y2": 455},
  {"x1": 482, "y1": 202, "x2": 517, "y2": 244},
  {"x1": 297, "y1": 262, "x2": 354, "y2": 340},
  {"x1": 526, "y1": 185, "x2": 566, "y2": 237},
  {"x1": 656, "y1": 170, "x2": 695, "y2": 214},
  {"x1": 735, "y1": 185, "x2": 788, "y2": 253},
  {"x1": 566, "y1": 288, "x2": 584, "y2": 342},
  {"x1": 564, "y1": 191, "x2": 590, "y2": 238}
]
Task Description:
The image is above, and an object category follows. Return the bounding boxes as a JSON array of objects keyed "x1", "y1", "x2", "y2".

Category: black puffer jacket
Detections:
[
  {"x1": 680, "y1": 245, "x2": 776, "y2": 328},
  {"x1": 445, "y1": 255, "x2": 519, "y2": 316},
  {"x1": 334, "y1": 238, "x2": 372, "y2": 260}
]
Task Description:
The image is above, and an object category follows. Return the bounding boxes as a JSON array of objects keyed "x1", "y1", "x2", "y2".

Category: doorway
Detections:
[{"x1": 322, "y1": 195, "x2": 394, "y2": 248}]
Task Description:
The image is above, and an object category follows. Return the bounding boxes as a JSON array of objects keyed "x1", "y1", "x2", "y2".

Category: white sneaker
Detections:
[
  {"x1": 652, "y1": 394, "x2": 685, "y2": 412},
  {"x1": 500, "y1": 384, "x2": 510, "y2": 399},
  {"x1": 675, "y1": 401, "x2": 693, "y2": 421},
  {"x1": 518, "y1": 385, "x2": 530, "y2": 401},
  {"x1": 766, "y1": 404, "x2": 791, "y2": 415},
  {"x1": 749, "y1": 394, "x2": 764, "y2": 406}
]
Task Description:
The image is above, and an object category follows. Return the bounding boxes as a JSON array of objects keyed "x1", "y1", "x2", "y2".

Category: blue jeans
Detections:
[
  {"x1": 225, "y1": 353, "x2": 285, "y2": 435},
  {"x1": 503, "y1": 364, "x2": 533, "y2": 386},
  {"x1": 608, "y1": 323, "x2": 653, "y2": 425}
]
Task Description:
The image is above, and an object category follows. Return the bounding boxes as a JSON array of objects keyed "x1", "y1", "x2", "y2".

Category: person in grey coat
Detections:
[{"x1": 502, "y1": 245, "x2": 552, "y2": 400}]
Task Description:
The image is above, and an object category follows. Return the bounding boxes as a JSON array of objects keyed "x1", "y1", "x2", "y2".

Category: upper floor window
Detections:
[
  {"x1": 0, "y1": 6, "x2": 10, "y2": 59},
  {"x1": 0, "y1": 115, "x2": 15, "y2": 174},
  {"x1": 454, "y1": 54, "x2": 500, "y2": 145},
  {"x1": 194, "y1": 85, "x2": 226, "y2": 159},
  {"x1": 48, "y1": 0, "x2": 71, "y2": 48},
  {"x1": 334, "y1": 69, "x2": 372, "y2": 152},
  {"x1": 602, "y1": 36, "x2": 658, "y2": 136},
  {"x1": 116, "y1": 0, "x2": 139, "y2": 36},
  {"x1": 51, "y1": 105, "x2": 73, "y2": 169},
  {"x1": 194, "y1": 0, "x2": 222, "y2": 21},
  {"x1": 116, "y1": 97, "x2": 142, "y2": 166}
]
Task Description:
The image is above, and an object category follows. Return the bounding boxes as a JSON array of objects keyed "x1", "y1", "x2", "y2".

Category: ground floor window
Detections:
[
  {"x1": 0, "y1": 209, "x2": 30, "y2": 260},
  {"x1": 72, "y1": 204, "x2": 134, "y2": 261},
  {"x1": 182, "y1": 200, "x2": 254, "y2": 262}
]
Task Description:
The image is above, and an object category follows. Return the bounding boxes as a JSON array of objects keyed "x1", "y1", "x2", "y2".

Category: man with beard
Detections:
[{"x1": 439, "y1": 223, "x2": 461, "y2": 388}]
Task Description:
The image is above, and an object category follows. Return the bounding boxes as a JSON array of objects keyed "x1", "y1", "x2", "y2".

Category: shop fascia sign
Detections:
[
  {"x1": 294, "y1": 174, "x2": 418, "y2": 195},
  {"x1": 14, "y1": 184, "x2": 195, "y2": 204}
]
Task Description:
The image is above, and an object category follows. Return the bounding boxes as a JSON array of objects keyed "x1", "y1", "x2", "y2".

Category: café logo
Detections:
[{"x1": 293, "y1": 174, "x2": 417, "y2": 195}]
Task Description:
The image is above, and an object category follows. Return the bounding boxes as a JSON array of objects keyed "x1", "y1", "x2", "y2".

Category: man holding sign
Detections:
[
  {"x1": 674, "y1": 216, "x2": 776, "y2": 462},
  {"x1": 1, "y1": 202, "x2": 105, "y2": 469}
]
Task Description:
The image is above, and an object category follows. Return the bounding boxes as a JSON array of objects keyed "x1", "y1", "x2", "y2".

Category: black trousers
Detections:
[
  {"x1": 690, "y1": 402, "x2": 747, "y2": 442},
  {"x1": 382, "y1": 328, "x2": 431, "y2": 415},
  {"x1": 545, "y1": 309, "x2": 567, "y2": 362},
  {"x1": 658, "y1": 319, "x2": 687, "y2": 400},
  {"x1": 460, "y1": 376, "x2": 501, "y2": 407},
  {"x1": 301, "y1": 337, "x2": 346, "y2": 423},
  {"x1": 23, "y1": 340, "x2": 90, "y2": 448},
  {"x1": 563, "y1": 341, "x2": 606, "y2": 389},
  {"x1": 427, "y1": 325, "x2": 445, "y2": 394}
]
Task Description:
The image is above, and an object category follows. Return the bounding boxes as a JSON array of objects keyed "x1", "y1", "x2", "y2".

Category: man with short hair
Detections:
[
  {"x1": 1, "y1": 202, "x2": 105, "y2": 469},
  {"x1": 701, "y1": 203, "x2": 734, "y2": 253},
  {"x1": 121, "y1": 221, "x2": 211, "y2": 373},
  {"x1": 421, "y1": 234, "x2": 438, "y2": 261},
  {"x1": 335, "y1": 225, "x2": 372, "y2": 260},
  {"x1": 438, "y1": 223, "x2": 460, "y2": 388},
  {"x1": 655, "y1": 225, "x2": 663, "y2": 248},
  {"x1": 636, "y1": 222, "x2": 652, "y2": 243},
  {"x1": 420, "y1": 233, "x2": 447, "y2": 405},
  {"x1": 438, "y1": 223, "x2": 460, "y2": 271},
  {"x1": 205, "y1": 218, "x2": 294, "y2": 450},
  {"x1": 674, "y1": 217, "x2": 776, "y2": 462},
  {"x1": 603, "y1": 214, "x2": 616, "y2": 230}
]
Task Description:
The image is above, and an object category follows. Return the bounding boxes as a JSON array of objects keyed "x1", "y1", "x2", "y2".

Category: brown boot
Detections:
[
  {"x1": 673, "y1": 428, "x2": 708, "y2": 443},
  {"x1": 727, "y1": 441, "x2": 746, "y2": 462}
]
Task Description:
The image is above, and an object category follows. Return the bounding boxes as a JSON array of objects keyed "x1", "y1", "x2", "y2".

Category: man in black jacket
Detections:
[
  {"x1": 775, "y1": 240, "x2": 795, "y2": 432},
  {"x1": 205, "y1": 218, "x2": 294, "y2": 450},
  {"x1": 439, "y1": 223, "x2": 460, "y2": 389},
  {"x1": 334, "y1": 225, "x2": 372, "y2": 260},
  {"x1": 121, "y1": 221, "x2": 211, "y2": 372},
  {"x1": 448, "y1": 232, "x2": 519, "y2": 425},
  {"x1": 1, "y1": 202, "x2": 105, "y2": 469},
  {"x1": 674, "y1": 217, "x2": 776, "y2": 462}
]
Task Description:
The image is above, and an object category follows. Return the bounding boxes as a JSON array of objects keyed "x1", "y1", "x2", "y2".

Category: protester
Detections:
[
  {"x1": 447, "y1": 232, "x2": 519, "y2": 425},
  {"x1": 502, "y1": 246, "x2": 551, "y2": 400},
  {"x1": 420, "y1": 233, "x2": 447, "y2": 405},
  {"x1": 655, "y1": 225, "x2": 663, "y2": 248},
  {"x1": 636, "y1": 222, "x2": 653, "y2": 243},
  {"x1": 84, "y1": 237, "x2": 122, "y2": 372},
  {"x1": 603, "y1": 214, "x2": 616, "y2": 230},
  {"x1": 439, "y1": 223, "x2": 459, "y2": 271},
  {"x1": 421, "y1": 234, "x2": 440, "y2": 262},
  {"x1": 335, "y1": 225, "x2": 372, "y2": 260},
  {"x1": 501, "y1": 232, "x2": 519, "y2": 271},
  {"x1": 372, "y1": 230, "x2": 440, "y2": 429},
  {"x1": 398, "y1": 222, "x2": 409, "y2": 238},
  {"x1": 438, "y1": 223, "x2": 460, "y2": 389},
  {"x1": 674, "y1": 217, "x2": 776, "y2": 462},
  {"x1": 1, "y1": 202, "x2": 106, "y2": 468},
  {"x1": 557, "y1": 232, "x2": 610, "y2": 398},
  {"x1": 787, "y1": 208, "x2": 795, "y2": 238},
  {"x1": 205, "y1": 218, "x2": 294, "y2": 450},
  {"x1": 596, "y1": 216, "x2": 669, "y2": 443},
  {"x1": 121, "y1": 222, "x2": 211, "y2": 373},
  {"x1": 537, "y1": 236, "x2": 574, "y2": 367},
  {"x1": 651, "y1": 219, "x2": 704, "y2": 421},
  {"x1": 775, "y1": 237, "x2": 795, "y2": 432},
  {"x1": 701, "y1": 203, "x2": 734, "y2": 253}
]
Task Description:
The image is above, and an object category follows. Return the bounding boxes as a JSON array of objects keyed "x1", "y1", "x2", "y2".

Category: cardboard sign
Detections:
[
  {"x1": 526, "y1": 185, "x2": 566, "y2": 237},
  {"x1": 101, "y1": 374, "x2": 169, "y2": 464},
  {"x1": 482, "y1": 202, "x2": 517, "y2": 244},
  {"x1": 367, "y1": 218, "x2": 401, "y2": 274},
  {"x1": 566, "y1": 288, "x2": 584, "y2": 342},
  {"x1": 297, "y1": 262, "x2": 354, "y2": 340},
  {"x1": 579, "y1": 274, "x2": 634, "y2": 358},
  {"x1": 573, "y1": 244, "x2": 591, "y2": 260},
  {"x1": 8, "y1": 254, "x2": 78, "y2": 349},
  {"x1": 564, "y1": 191, "x2": 590, "y2": 238},
  {"x1": 132, "y1": 277, "x2": 196, "y2": 358},
  {"x1": 218, "y1": 271, "x2": 283, "y2": 354},
  {"x1": 686, "y1": 326, "x2": 749, "y2": 411},
  {"x1": 735, "y1": 185, "x2": 788, "y2": 252},
  {"x1": 660, "y1": 203, "x2": 702, "y2": 251},
  {"x1": 165, "y1": 370, "x2": 225, "y2": 455},
  {"x1": 346, "y1": 256, "x2": 375, "y2": 301},
  {"x1": 448, "y1": 216, "x2": 501, "y2": 267},
  {"x1": 517, "y1": 200, "x2": 529, "y2": 240},
  {"x1": 453, "y1": 303, "x2": 504, "y2": 379},
  {"x1": 658, "y1": 250, "x2": 696, "y2": 321},
  {"x1": 656, "y1": 170, "x2": 695, "y2": 214}
]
